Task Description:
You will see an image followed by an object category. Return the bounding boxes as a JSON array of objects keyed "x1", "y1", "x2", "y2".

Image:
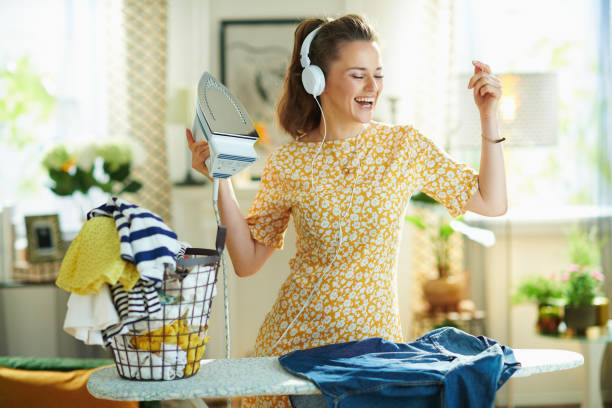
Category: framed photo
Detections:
[
  {"x1": 25, "y1": 214, "x2": 63, "y2": 264},
  {"x1": 220, "y1": 18, "x2": 303, "y2": 155}
]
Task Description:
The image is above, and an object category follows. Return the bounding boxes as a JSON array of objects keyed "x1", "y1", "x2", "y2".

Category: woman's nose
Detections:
[{"x1": 365, "y1": 75, "x2": 378, "y2": 92}]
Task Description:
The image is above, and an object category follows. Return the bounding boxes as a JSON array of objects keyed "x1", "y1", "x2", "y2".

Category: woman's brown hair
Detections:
[{"x1": 276, "y1": 14, "x2": 379, "y2": 140}]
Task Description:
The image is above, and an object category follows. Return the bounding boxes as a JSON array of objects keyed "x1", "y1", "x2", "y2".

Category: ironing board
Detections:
[{"x1": 87, "y1": 348, "x2": 583, "y2": 403}]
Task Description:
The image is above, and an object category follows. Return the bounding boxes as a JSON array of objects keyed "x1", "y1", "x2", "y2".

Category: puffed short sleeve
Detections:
[
  {"x1": 245, "y1": 150, "x2": 291, "y2": 249},
  {"x1": 411, "y1": 129, "x2": 479, "y2": 217}
]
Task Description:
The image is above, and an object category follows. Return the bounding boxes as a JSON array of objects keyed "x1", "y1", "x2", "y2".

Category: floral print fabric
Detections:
[{"x1": 241, "y1": 121, "x2": 479, "y2": 408}]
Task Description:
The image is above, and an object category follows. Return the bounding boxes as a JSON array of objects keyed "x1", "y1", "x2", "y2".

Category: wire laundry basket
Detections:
[{"x1": 109, "y1": 227, "x2": 226, "y2": 381}]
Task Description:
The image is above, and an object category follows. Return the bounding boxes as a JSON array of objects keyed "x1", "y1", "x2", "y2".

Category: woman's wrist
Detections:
[{"x1": 482, "y1": 134, "x2": 506, "y2": 143}]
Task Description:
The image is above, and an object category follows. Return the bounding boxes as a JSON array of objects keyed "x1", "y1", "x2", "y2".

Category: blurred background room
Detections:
[{"x1": 0, "y1": 0, "x2": 611, "y2": 407}]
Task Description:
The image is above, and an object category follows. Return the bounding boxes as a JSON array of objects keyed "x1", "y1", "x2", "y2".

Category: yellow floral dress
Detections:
[{"x1": 241, "y1": 121, "x2": 479, "y2": 408}]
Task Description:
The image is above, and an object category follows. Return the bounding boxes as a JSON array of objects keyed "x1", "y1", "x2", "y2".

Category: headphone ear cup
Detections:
[{"x1": 301, "y1": 65, "x2": 325, "y2": 97}]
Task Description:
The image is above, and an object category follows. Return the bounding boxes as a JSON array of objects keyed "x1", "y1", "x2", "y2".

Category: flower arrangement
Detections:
[
  {"x1": 562, "y1": 226, "x2": 606, "y2": 307},
  {"x1": 42, "y1": 140, "x2": 143, "y2": 197},
  {"x1": 513, "y1": 226, "x2": 607, "y2": 334},
  {"x1": 561, "y1": 264, "x2": 605, "y2": 307}
]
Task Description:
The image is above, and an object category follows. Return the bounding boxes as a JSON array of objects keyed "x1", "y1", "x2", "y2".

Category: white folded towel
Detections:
[{"x1": 63, "y1": 284, "x2": 119, "y2": 346}]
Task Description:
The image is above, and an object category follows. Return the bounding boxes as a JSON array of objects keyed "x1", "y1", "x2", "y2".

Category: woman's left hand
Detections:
[{"x1": 468, "y1": 60, "x2": 502, "y2": 118}]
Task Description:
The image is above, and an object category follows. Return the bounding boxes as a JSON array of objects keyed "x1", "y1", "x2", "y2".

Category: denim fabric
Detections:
[{"x1": 280, "y1": 327, "x2": 521, "y2": 408}]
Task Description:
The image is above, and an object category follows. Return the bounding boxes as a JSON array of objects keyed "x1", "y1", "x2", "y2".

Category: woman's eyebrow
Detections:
[{"x1": 346, "y1": 67, "x2": 384, "y2": 72}]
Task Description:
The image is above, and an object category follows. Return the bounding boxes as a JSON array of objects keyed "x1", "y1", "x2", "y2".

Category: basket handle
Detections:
[
  {"x1": 178, "y1": 226, "x2": 227, "y2": 266},
  {"x1": 177, "y1": 255, "x2": 218, "y2": 267},
  {"x1": 215, "y1": 226, "x2": 227, "y2": 255}
]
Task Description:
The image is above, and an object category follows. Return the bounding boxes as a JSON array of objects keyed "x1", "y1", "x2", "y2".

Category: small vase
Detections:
[
  {"x1": 423, "y1": 275, "x2": 464, "y2": 313},
  {"x1": 564, "y1": 304, "x2": 598, "y2": 335}
]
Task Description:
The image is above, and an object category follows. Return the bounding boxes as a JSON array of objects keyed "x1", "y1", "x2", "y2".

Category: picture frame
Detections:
[
  {"x1": 220, "y1": 18, "x2": 303, "y2": 157},
  {"x1": 25, "y1": 214, "x2": 63, "y2": 264}
]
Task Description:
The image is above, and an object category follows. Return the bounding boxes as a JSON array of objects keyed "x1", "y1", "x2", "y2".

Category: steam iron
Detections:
[{"x1": 192, "y1": 72, "x2": 259, "y2": 181}]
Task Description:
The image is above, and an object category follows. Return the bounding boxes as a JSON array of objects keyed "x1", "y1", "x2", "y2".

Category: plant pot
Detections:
[
  {"x1": 423, "y1": 276, "x2": 464, "y2": 312},
  {"x1": 536, "y1": 303, "x2": 562, "y2": 335},
  {"x1": 564, "y1": 304, "x2": 598, "y2": 335}
]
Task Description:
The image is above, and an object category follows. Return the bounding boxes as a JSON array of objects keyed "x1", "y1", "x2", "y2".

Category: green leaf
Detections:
[
  {"x1": 97, "y1": 181, "x2": 113, "y2": 194},
  {"x1": 120, "y1": 180, "x2": 142, "y2": 194},
  {"x1": 50, "y1": 185, "x2": 74, "y2": 196},
  {"x1": 74, "y1": 167, "x2": 96, "y2": 194},
  {"x1": 48, "y1": 169, "x2": 76, "y2": 196},
  {"x1": 439, "y1": 223, "x2": 454, "y2": 241},
  {"x1": 410, "y1": 192, "x2": 440, "y2": 205},
  {"x1": 103, "y1": 162, "x2": 130, "y2": 182},
  {"x1": 513, "y1": 275, "x2": 564, "y2": 304},
  {"x1": 404, "y1": 215, "x2": 427, "y2": 229}
]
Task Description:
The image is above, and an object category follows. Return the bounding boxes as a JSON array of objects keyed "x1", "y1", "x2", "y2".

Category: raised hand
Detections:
[{"x1": 467, "y1": 60, "x2": 502, "y2": 118}]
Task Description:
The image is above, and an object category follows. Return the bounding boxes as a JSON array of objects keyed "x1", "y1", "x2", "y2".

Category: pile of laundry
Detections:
[{"x1": 56, "y1": 197, "x2": 217, "y2": 380}]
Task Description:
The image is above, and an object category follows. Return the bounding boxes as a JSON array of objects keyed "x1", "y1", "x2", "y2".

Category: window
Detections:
[
  {"x1": 0, "y1": 0, "x2": 109, "y2": 235},
  {"x1": 453, "y1": 0, "x2": 602, "y2": 209}
]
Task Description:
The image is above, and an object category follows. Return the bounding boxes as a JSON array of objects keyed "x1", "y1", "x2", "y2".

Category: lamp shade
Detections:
[{"x1": 453, "y1": 73, "x2": 558, "y2": 148}]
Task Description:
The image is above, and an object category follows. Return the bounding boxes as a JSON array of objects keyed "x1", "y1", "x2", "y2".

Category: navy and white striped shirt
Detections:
[{"x1": 88, "y1": 197, "x2": 182, "y2": 282}]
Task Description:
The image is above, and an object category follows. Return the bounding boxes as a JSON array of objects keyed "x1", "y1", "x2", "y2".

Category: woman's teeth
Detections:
[{"x1": 355, "y1": 97, "x2": 374, "y2": 108}]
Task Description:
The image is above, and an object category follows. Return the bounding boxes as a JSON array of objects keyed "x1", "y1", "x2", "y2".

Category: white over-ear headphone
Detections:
[{"x1": 300, "y1": 26, "x2": 325, "y2": 97}]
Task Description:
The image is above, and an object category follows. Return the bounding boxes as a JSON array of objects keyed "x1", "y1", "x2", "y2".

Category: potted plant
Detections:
[
  {"x1": 42, "y1": 140, "x2": 143, "y2": 218},
  {"x1": 561, "y1": 226, "x2": 607, "y2": 335},
  {"x1": 406, "y1": 193, "x2": 495, "y2": 312},
  {"x1": 561, "y1": 264, "x2": 606, "y2": 334},
  {"x1": 512, "y1": 274, "x2": 565, "y2": 334}
]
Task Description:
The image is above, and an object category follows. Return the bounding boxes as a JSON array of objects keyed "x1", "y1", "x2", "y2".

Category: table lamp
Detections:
[{"x1": 453, "y1": 73, "x2": 558, "y2": 148}]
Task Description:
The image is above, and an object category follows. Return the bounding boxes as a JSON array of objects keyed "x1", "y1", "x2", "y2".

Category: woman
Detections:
[{"x1": 187, "y1": 14, "x2": 506, "y2": 408}]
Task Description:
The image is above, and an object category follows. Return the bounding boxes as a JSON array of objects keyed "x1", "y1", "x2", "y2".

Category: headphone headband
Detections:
[{"x1": 300, "y1": 26, "x2": 322, "y2": 68}]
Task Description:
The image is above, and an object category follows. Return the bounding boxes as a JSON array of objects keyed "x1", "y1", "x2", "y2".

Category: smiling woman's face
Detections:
[{"x1": 321, "y1": 40, "x2": 384, "y2": 125}]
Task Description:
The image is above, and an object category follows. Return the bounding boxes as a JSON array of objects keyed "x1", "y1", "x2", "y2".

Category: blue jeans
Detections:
[{"x1": 280, "y1": 327, "x2": 521, "y2": 408}]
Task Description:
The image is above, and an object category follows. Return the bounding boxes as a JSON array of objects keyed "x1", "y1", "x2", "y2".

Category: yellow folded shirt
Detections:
[{"x1": 56, "y1": 216, "x2": 139, "y2": 295}]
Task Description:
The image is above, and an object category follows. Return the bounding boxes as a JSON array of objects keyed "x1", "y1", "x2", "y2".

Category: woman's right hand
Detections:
[{"x1": 186, "y1": 128, "x2": 213, "y2": 181}]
